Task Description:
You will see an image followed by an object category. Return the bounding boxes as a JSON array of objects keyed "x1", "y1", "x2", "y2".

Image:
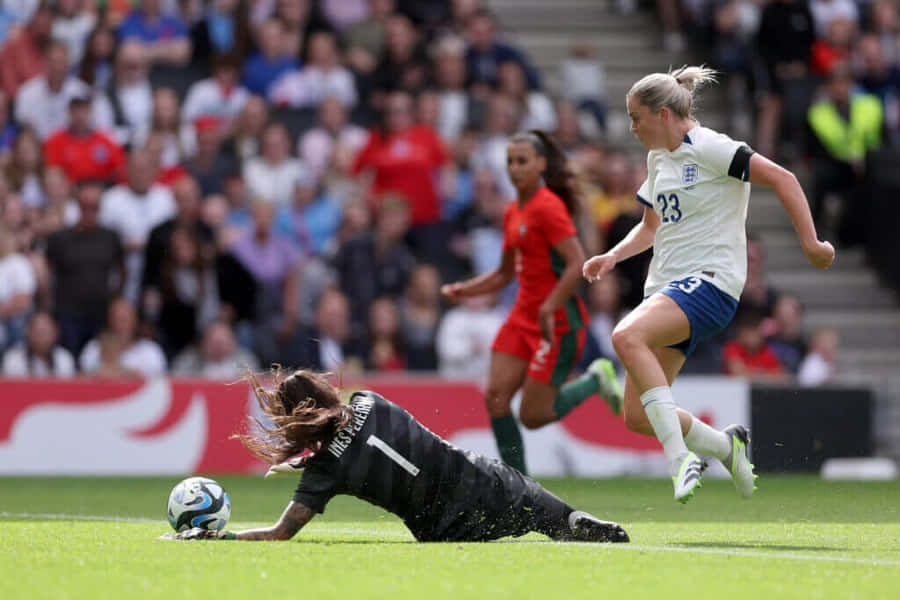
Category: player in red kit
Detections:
[{"x1": 441, "y1": 130, "x2": 622, "y2": 474}]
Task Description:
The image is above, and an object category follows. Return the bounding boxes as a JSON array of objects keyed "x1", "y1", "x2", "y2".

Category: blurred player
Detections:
[
  {"x1": 440, "y1": 130, "x2": 622, "y2": 475},
  {"x1": 583, "y1": 66, "x2": 835, "y2": 502},
  {"x1": 160, "y1": 369, "x2": 629, "y2": 544}
]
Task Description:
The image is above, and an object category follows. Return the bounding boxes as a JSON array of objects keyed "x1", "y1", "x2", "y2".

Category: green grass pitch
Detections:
[{"x1": 1, "y1": 476, "x2": 898, "y2": 599}]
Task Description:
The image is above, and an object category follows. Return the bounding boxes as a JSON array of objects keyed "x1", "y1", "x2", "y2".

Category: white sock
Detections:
[
  {"x1": 640, "y1": 386, "x2": 688, "y2": 473},
  {"x1": 684, "y1": 417, "x2": 731, "y2": 462}
]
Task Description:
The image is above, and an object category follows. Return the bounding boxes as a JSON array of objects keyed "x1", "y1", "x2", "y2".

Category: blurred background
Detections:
[{"x1": 0, "y1": 0, "x2": 897, "y2": 477}]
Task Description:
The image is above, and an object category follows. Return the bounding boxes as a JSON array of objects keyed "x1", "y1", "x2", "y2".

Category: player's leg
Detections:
[
  {"x1": 518, "y1": 329, "x2": 621, "y2": 429},
  {"x1": 620, "y1": 319, "x2": 756, "y2": 498},
  {"x1": 524, "y1": 479, "x2": 629, "y2": 543},
  {"x1": 485, "y1": 350, "x2": 529, "y2": 473},
  {"x1": 612, "y1": 293, "x2": 706, "y2": 501}
]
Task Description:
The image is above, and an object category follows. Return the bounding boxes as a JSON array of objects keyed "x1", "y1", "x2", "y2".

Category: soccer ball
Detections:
[{"x1": 166, "y1": 476, "x2": 231, "y2": 532}]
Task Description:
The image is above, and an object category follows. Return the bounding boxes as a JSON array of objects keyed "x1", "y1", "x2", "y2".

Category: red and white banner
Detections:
[{"x1": 0, "y1": 376, "x2": 748, "y2": 477}]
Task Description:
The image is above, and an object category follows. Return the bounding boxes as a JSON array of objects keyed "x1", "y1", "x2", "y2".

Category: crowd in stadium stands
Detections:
[{"x1": 0, "y1": 0, "x2": 859, "y2": 387}]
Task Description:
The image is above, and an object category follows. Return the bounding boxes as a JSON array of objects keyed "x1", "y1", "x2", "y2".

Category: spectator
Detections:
[
  {"x1": 6, "y1": 126, "x2": 43, "y2": 208},
  {"x1": 298, "y1": 96, "x2": 369, "y2": 179},
  {"x1": 366, "y1": 295, "x2": 406, "y2": 371},
  {"x1": 560, "y1": 40, "x2": 607, "y2": 130},
  {"x1": 243, "y1": 121, "x2": 307, "y2": 206},
  {"x1": 432, "y1": 34, "x2": 471, "y2": 142},
  {"x1": 398, "y1": 263, "x2": 441, "y2": 371},
  {"x1": 352, "y1": 90, "x2": 450, "y2": 258},
  {"x1": 116, "y1": 0, "x2": 191, "y2": 68},
  {"x1": 755, "y1": 0, "x2": 816, "y2": 158},
  {"x1": 810, "y1": 17, "x2": 856, "y2": 77},
  {"x1": 45, "y1": 181, "x2": 124, "y2": 356},
  {"x1": 711, "y1": 0, "x2": 760, "y2": 139},
  {"x1": 99, "y1": 148, "x2": 176, "y2": 303},
  {"x1": 807, "y1": 63, "x2": 883, "y2": 245},
  {"x1": 190, "y1": 0, "x2": 249, "y2": 67},
  {"x1": 241, "y1": 17, "x2": 299, "y2": 96},
  {"x1": 278, "y1": 173, "x2": 341, "y2": 256},
  {"x1": 436, "y1": 292, "x2": 504, "y2": 379},
  {"x1": 370, "y1": 13, "x2": 429, "y2": 97},
  {"x1": 77, "y1": 24, "x2": 116, "y2": 91},
  {"x1": 270, "y1": 30, "x2": 356, "y2": 109},
  {"x1": 465, "y1": 9, "x2": 541, "y2": 91},
  {"x1": 332, "y1": 192, "x2": 416, "y2": 337},
  {"x1": 440, "y1": 126, "x2": 479, "y2": 224},
  {"x1": 554, "y1": 101, "x2": 587, "y2": 155},
  {"x1": 172, "y1": 320, "x2": 259, "y2": 378},
  {"x1": 0, "y1": 222, "x2": 36, "y2": 352},
  {"x1": 588, "y1": 152, "x2": 634, "y2": 237},
  {"x1": 154, "y1": 225, "x2": 221, "y2": 358},
  {"x1": 869, "y1": 0, "x2": 900, "y2": 65},
  {"x1": 182, "y1": 53, "x2": 249, "y2": 131},
  {"x1": 143, "y1": 87, "x2": 194, "y2": 168},
  {"x1": 722, "y1": 308, "x2": 788, "y2": 380},
  {"x1": 14, "y1": 42, "x2": 94, "y2": 141},
  {"x1": 344, "y1": 0, "x2": 394, "y2": 77},
  {"x1": 798, "y1": 327, "x2": 839, "y2": 385},
  {"x1": 606, "y1": 160, "x2": 650, "y2": 309},
  {"x1": 471, "y1": 93, "x2": 519, "y2": 200},
  {"x1": 1, "y1": 311, "x2": 75, "y2": 377},
  {"x1": 141, "y1": 175, "x2": 214, "y2": 322},
  {"x1": 766, "y1": 294, "x2": 807, "y2": 373},
  {"x1": 738, "y1": 234, "x2": 779, "y2": 318},
  {"x1": 96, "y1": 40, "x2": 154, "y2": 149},
  {"x1": 44, "y1": 96, "x2": 126, "y2": 184},
  {"x1": 496, "y1": 60, "x2": 556, "y2": 132},
  {"x1": 856, "y1": 34, "x2": 900, "y2": 145},
  {"x1": 228, "y1": 198, "x2": 301, "y2": 366},
  {"x1": 0, "y1": 2, "x2": 54, "y2": 98},
  {"x1": 222, "y1": 94, "x2": 269, "y2": 163},
  {"x1": 79, "y1": 297, "x2": 167, "y2": 376},
  {"x1": 41, "y1": 165, "x2": 77, "y2": 227},
  {"x1": 296, "y1": 286, "x2": 364, "y2": 373},
  {"x1": 185, "y1": 115, "x2": 235, "y2": 196},
  {"x1": 52, "y1": 0, "x2": 96, "y2": 67}
]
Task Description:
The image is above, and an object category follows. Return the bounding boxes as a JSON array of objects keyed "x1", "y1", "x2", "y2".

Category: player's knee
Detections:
[
  {"x1": 611, "y1": 324, "x2": 640, "y2": 358},
  {"x1": 484, "y1": 388, "x2": 513, "y2": 418},
  {"x1": 519, "y1": 410, "x2": 548, "y2": 430}
]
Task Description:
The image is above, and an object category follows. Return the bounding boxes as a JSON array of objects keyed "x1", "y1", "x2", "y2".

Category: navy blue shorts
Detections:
[{"x1": 657, "y1": 277, "x2": 738, "y2": 357}]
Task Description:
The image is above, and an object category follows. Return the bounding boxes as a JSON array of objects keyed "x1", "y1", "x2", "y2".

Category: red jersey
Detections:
[
  {"x1": 44, "y1": 130, "x2": 126, "y2": 184},
  {"x1": 502, "y1": 186, "x2": 587, "y2": 332},
  {"x1": 722, "y1": 341, "x2": 784, "y2": 375},
  {"x1": 352, "y1": 125, "x2": 449, "y2": 226}
]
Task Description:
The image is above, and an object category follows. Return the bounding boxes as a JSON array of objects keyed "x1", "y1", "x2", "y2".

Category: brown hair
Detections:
[
  {"x1": 232, "y1": 368, "x2": 352, "y2": 464},
  {"x1": 510, "y1": 129, "x2": 581, "y2": 215}
]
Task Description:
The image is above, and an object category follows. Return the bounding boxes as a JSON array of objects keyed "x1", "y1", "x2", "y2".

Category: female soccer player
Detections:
[
  {"x1": 160, "y1": 369, "x2": 629, "y2": 543},
  {"x1": 440, "y1": 130, "x2": 622, "y2": 475},
  {"x1": 582, "y1": 66, "x2": 835, "y2": 503}
]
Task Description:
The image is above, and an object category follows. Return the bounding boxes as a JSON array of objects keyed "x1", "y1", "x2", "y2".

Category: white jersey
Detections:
[{"x1": 637, "y1": 125, "x2": 754, "y2": 301}]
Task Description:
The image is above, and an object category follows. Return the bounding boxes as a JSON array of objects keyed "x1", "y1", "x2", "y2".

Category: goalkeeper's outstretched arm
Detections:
[{"x1": 160, "y1": 501, "x2": 314, "y2": 541}]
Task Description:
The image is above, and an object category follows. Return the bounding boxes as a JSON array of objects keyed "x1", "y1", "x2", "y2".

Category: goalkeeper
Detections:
[{"x1": 160, "y1": 369, "x2": 629, "y2": 544}]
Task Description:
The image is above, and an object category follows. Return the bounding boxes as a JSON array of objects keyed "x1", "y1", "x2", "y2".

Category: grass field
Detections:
[{"x1": 1, "y1": 476, "x2": 898, "y2": 599}]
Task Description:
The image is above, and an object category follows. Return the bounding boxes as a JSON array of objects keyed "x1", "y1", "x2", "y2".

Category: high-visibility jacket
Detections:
[{"x1": 808, "y1": 93, "x2": 883, "y2": 162}]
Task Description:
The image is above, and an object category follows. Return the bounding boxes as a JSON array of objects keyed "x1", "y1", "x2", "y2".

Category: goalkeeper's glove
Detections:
[
  {"x1": 264, "y1": 447, "x2": 317, "y2": 479},
  {"x1": 158, "y1": 528, "x2": 236, "y2": 540}
]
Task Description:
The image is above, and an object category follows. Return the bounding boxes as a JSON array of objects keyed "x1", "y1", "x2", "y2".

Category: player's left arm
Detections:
[
  {"x1": 747, "y1": 153, "x2": 835, "y2": 270},
  {"x1": 539, "y1": 235, "x2": 586, "y2": 343},
  {"x1": 160, "y1": 501, "x2": 315, "y2": 541}
]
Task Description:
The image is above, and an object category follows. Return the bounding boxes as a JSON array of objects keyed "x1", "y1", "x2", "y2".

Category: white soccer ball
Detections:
[{"x1": 166, "y1": 476, "x2": 231, "y2": 532}]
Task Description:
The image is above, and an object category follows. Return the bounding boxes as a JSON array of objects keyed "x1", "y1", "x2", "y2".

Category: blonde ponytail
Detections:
[{"x1": 628, "y1": 64, "x2": 718, "y2": 119}]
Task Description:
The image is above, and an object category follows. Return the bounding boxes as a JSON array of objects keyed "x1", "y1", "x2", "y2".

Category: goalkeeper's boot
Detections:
[
  {"x1": 672, "y1": 451, "x2": 704, "y2": 504},
  {"x1": 567, "y1": 511, "x2": 630, "y2": 543},
  {"x1": 723, "y1": 424, "x2": 758, "y2": 498},
  {"x1": 587, "y1": 358, "x2": 623, "y2": 415}
]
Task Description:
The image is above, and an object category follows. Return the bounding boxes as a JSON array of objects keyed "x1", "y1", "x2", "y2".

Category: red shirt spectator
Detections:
[
  {"x1": 722, "y1": 309, "x2": 786, "y2": 378},
  {"x1": 44, "y1": 97, "x2": 125, "y2": 184},
  {"x1": 352, "y1": 91, "x2": 449, "y2": 226}
]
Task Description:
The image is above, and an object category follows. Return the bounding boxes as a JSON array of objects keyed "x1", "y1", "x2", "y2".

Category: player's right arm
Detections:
[
  {"x1": 161, "y1": 501, "x2": 315, "y2": 541},
  {"x1": 441, "y1": 249, "x2": 515, "y2": 303},
  {"x1": 583, "y1": 206, "x2": 659, "y2": 283}
]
